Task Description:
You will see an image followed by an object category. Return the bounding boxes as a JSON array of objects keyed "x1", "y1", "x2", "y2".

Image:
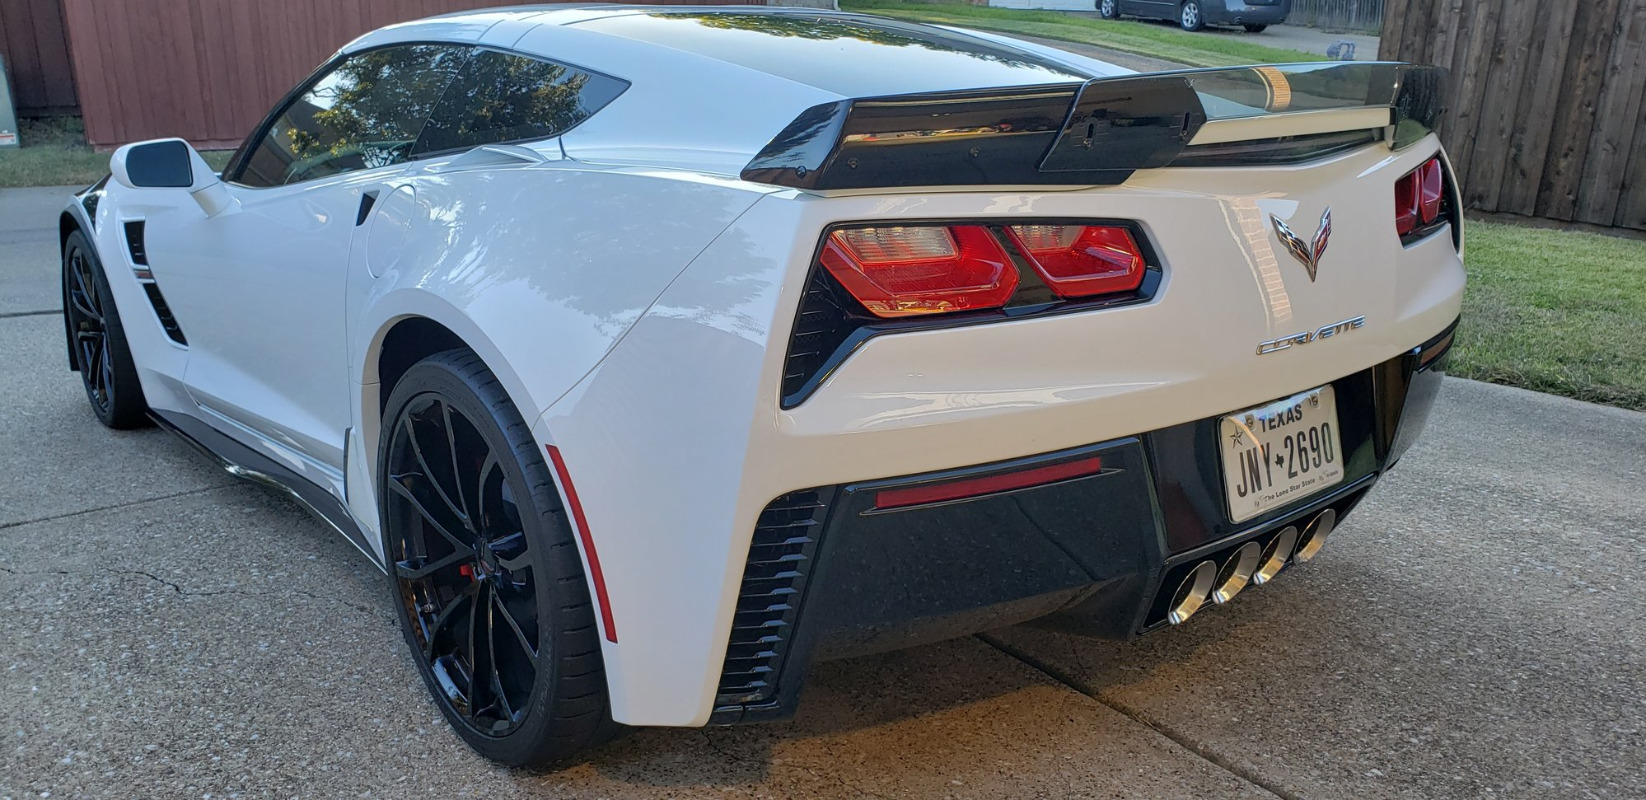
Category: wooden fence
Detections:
[
  {"x1": 0, "y1": 0, "x2": 77, "y2": 114},
  {"x1": 1288, "y1": 0, "x2": 1383, "y2": 32},
  {"x1": 56, "y1": 0, "x2": 751, "y2": 149},
  {"x1": 1382, "y1": 0, "x2": 1646, "y2": 233}
]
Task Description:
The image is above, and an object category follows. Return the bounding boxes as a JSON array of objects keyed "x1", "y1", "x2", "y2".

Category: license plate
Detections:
[{"x1": 1219, "y1": 385, "x2": 1344, "y2": 523}]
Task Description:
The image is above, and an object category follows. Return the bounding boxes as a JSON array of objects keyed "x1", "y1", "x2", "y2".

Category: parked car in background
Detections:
[{"x1": 1099, "y1": 0, "x2": 1293, "y2": 31}]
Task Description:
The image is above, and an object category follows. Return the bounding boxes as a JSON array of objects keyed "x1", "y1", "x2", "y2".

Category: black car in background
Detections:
[{"x1": 1097, "y1": 0, "x2": 1292, "y2": 32}]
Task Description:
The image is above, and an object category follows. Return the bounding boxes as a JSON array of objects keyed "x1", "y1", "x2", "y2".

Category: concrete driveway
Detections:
[{"x1": 3, "y1": 181, "x2": 1644, "y2": 799}]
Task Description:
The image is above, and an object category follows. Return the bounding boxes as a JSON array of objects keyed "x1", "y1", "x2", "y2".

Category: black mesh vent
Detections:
[
  {"x1": 781, "y1": 271, "x2": 858, "y2": 406},
  {"x1": 143, "y1": 283, "x2": 187, "y2": 345},
  {"x1": 715, "y1": 490, "x2": 829, "y2": 708},
  {"x1": 123, "y1": 220, "x2": 147, "y2": 266}
]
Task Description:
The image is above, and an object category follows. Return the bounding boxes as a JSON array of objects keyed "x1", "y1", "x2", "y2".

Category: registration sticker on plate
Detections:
[{"x1": 1219, "y1": 385, "x2": 1344, "y2": 523}]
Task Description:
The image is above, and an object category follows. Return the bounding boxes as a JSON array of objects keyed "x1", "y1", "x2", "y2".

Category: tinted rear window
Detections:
[
  {"x1": 412, "y1": 49, "x2": 628, "y2": 156},
  {"x1": 570, "y1": 11, "x2": 1087, "y2": 97}
]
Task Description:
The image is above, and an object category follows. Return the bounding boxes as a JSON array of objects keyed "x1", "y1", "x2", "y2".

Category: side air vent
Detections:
[
  {"x1": 123, "y1": 220, "x2": 148, "y2": 266},
  {"x1": 143, "y1": 284, "x2": 188, "y2": 345},
  {"x1": 714, "y1": 490, "x2": 831, "y2": 710},
  {"x1": 781, "y1": 271, "x2": 859, "y2": 406}
]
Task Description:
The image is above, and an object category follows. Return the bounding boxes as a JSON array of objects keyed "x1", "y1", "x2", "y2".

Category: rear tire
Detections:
[
  {"x1": 1097, "y1": 0, "x2": 1120, "y2": 19},
  {"x1": 380, "y1": 349, "x2": 624, "y2": 766},
  {"x1": 1243, "y1": 23, "x2": 1268, "y2": 32},
  {"x1": 1180, "y1": 0, "x2": 1205, "y2": 30},
  {"x1": 62, "y1": 230, "x2": 149, "y2": 429}
]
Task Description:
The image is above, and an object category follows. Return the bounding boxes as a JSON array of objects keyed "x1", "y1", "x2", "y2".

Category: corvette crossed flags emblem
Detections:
[{"x1": 1270, "y1": 208, "x2": 1333, "y2": 282}]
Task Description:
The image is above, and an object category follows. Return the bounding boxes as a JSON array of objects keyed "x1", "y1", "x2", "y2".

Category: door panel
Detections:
[
  {"x1": 1136, "y1": 0, "x2": 1177, "y2": 19},
  {"x1": 140, "y1": 42, "x2": 471, "y2": 491},
  {"x1": 144, "y1": 169, "x2": 393, "y2": 479}
]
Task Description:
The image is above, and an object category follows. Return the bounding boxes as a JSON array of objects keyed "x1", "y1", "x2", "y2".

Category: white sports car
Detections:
[{"x1": 60, "y1": 4, "x2": 1462, "y2": 765}]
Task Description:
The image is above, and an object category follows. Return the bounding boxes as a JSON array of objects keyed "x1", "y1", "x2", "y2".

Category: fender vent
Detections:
[
  {"x1": 143, "y1": 284, "x2": 187, "y2": 345},
  {"x1": 123, "y1": 220, "x2": 148, "y2": 265},
  {"x1": 714, "y1": 490, "x2": 830, "y2": 709}
]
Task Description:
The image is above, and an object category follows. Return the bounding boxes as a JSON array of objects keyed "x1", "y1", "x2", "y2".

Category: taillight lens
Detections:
[
  {"x1": 1418, "y1": 159, "x2": 1444, "y2": 224},
  {"x1": 1005, "y1": 224, "x2": 1146, "y2": 298},
  {"x1": 820, "y1": 225, "x2": 1017, "y2": 318},
  {"x1": 1395, "y1": 156, "x2": 1448, "y2": 238}
]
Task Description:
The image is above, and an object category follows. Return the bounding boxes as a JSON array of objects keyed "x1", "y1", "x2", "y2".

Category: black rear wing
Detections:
[{"x1": 741, "y1": 62, "x2": 1444, "y2": 191}]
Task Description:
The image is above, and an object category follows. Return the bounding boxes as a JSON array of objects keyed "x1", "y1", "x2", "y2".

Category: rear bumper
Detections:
[
  {"x1": 1203, "y1": 2, "x2": 1291, "y2": 25},
  {"x1": 711, "y1": 319, "x2": 1454, "y2": 724}
]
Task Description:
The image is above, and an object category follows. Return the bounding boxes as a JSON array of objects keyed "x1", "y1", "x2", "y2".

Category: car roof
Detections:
[
  {"x1": 339, "y1": 5, "x2": 1127, "y2": 178},
  {"x1": 344, "y1": 5, "x2": 1091, "y2": 98}
]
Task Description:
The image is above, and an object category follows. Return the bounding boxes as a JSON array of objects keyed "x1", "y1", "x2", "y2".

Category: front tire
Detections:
[
  {"x1": 380, "y1": 349, "x2": 623, "y2": 766},
  {"x1": 62, "y1": 230, "x2": 149, "y2": 429},
  {"x1": 1180, "y1": 0, "x2": 1205, "y2": 30},
  {"x1": 1097, "y1": 0, "x2": 1120, "y2": 19}
]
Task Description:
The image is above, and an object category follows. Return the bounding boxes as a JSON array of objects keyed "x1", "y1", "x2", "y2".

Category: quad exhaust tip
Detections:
[
  {"x1": 1167, "y1": 508, "x2": 1336, "y2": 624},
  {"x1": 1167, "y1": 560, "x2": 1218, "y2": 625},
  {"x1": 1253, "y1": 525, "x2": 1298, "y2": 585},
  {"x1": 1212, "y1": 540, "x2": 1263, "y2": 604},
  {"x1": 1294, "y1": 508, "x2": 1337, "y2": 563}
]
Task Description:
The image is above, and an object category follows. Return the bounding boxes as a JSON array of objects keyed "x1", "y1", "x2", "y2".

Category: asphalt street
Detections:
[{"x1": 4, "y1": 178, "x2": 1645, "y2": 799}]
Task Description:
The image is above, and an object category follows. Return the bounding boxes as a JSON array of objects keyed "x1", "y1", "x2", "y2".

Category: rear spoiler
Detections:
[{"x1": 741, "y1": 62, "x2": 1444, "y2": 191}]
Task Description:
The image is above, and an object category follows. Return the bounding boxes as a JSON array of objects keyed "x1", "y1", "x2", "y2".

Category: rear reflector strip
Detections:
[
  {"x1": 873, "y1": 456, "x2": 1104, "y2": 510},
  {"x1": 545, "y1": 445, "x2": 618, "y2": 643}
]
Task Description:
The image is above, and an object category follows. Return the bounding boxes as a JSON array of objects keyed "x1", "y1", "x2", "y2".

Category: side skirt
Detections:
[{"x1": 150, "y1": 410, "x2": 387, "y2": 572}]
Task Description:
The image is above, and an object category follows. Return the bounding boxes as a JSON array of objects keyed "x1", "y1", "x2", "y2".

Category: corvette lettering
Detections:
[{"x1": 1256, "y1": 315, "x2": 1366, "y2": 355}]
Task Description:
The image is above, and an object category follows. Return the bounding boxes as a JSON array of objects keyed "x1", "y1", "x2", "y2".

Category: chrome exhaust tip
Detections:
[
  {"x1": 1252, "y1": 525, "x2": 1298, "y2": 585},
  {"x1": 1167, "y1": 560, "x2": 1218, "y2": 625},
  {"x1": 1211, "y1": 540, "x2": 1263, "y2": 604},
  {"x1": 1294, "y1": 508, "x2": 1337, "y2": 563}
]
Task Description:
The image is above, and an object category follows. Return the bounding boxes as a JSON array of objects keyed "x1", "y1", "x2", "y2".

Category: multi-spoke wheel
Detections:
[
  {"x1": 1097, "y1": 0, "x2": 1120, "y2": 19},
  {"x1": 62, "y1": 230, "x2": 148, "y2": 429},
  {"x1": 381, "y1": 349, "x2": 621, "y2": 766}
]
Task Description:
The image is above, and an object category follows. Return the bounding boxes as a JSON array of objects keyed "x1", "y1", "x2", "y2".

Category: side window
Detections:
[
  {"x1": 236, "y1": 45, "x2": 471, "y2": 188},
  {"x1": 410, "y1": 50, "x2": 628, "y2": 156}
]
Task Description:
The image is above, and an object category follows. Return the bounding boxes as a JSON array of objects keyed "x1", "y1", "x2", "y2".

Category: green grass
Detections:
[
  {"x1": 0, "y1": 116, "x2": 233, "y2": 189},
  {"x1": 1456, "y1": 222, "x2": 1646, "y2": 411},
  {"x1": 840, "y1": 0, "x2": 1319, "y2": 67}
]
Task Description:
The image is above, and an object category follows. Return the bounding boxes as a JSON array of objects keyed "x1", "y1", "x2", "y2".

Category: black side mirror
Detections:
[{"x1": 118, "y1": 140, "x2": 195, "y2": 188}]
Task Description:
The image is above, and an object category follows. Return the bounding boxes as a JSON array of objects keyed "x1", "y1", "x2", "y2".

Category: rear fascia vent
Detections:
[{"x1": 714, "y1": 489, "x2": 833, "y2": 712}]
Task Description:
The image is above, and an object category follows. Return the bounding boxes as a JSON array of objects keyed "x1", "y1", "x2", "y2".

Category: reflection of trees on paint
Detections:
[{"x1": 665, "y1": 11, "x2": 1060, "y2": 70}]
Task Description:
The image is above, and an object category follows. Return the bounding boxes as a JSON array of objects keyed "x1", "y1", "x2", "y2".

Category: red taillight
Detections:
[
  {"x1": 820, "y1": 225, "x2": 1017, "y2": 318},
  {"x1": 1395, "y1": 156, "x2": 1447, "y2": 237},
  {"x1": 1005, "y1": 224, "x2": 1146, "y2": 298},
  {"x1": 873, "y1": 456, "x2": 1104, "y2": 510},
  {"x1": 1418, "y1": 159, "x2": 1444, "y2": 224}
]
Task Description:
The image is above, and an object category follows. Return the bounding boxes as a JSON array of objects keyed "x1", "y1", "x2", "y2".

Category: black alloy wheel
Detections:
[
  {"x1": 62, "y1": 230, "x2": 149, "y2": 429},
  {"x1": 381, "y1": 349, "x2": 622, "y2": 765}
]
